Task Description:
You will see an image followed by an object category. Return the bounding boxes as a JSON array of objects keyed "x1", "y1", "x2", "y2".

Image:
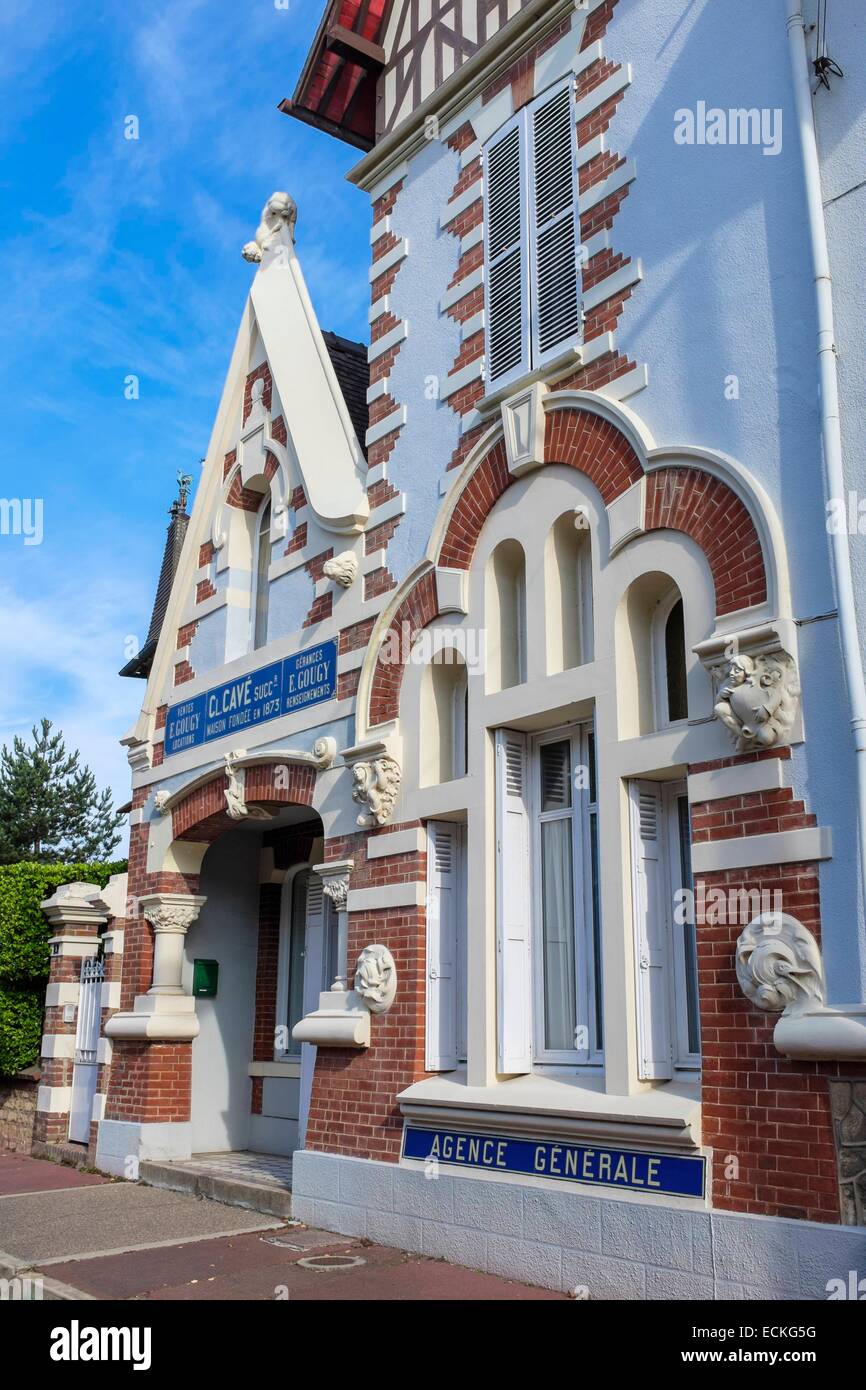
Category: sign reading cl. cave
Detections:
[
  {"x1": 402, "y1": 1126, "x2": 706, "y2": 1200},
  {"x1": 163, "y1": 639, "x2": 337, "y2": 757}
]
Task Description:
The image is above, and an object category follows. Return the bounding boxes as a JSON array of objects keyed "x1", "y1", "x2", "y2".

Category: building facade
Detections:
[{"x1": 37, "y1": 0, "x2": 866, "y2": 1296}]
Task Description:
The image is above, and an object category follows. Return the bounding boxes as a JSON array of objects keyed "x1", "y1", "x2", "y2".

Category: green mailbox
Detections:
[{"x1": 192, "y1": 959, "x2": 219, "y2": 998}]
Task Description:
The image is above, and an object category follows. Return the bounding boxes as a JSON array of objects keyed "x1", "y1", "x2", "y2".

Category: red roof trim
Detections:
[{"x1": 284, "y1": 0, "x2": 389, "y2": 151}]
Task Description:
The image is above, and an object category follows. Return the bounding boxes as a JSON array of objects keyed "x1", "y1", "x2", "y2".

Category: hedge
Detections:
[{"x1": 0, "y1": 861, "x2": 126, "y2": 1076}]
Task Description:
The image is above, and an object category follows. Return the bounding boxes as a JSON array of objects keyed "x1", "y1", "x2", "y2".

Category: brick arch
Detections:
[
  {"x1": 645, "y1": 467, "x2": 767, "y2": 615},
  {"x1": 369, "y1": 404, "x2": 769, "y2": 727},
  {"x1": 171, "y1": 762, "x2": 316, "y2": 842}
]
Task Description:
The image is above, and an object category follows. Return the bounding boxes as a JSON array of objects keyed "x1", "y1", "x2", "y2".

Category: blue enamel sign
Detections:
[
  {"x1": 164, "y1": 639, "x2": 338, "y2": 758},
  {"x1": 402, "y1": 1126, "x2": 706, "y2": 1200}
]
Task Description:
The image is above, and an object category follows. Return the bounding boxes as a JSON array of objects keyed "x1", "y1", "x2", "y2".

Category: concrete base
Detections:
[
  {"x1": 292, "y1": 1149, "x2": 866, "y2": 1300},
  {"x1": 94, "y1": 1119, "x2": 192, "y2": 1177}
]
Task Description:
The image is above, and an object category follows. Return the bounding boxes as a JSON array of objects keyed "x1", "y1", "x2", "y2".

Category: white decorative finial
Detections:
[{"x1": 242, "y1": 191, "x2": 298, "y2": 263}]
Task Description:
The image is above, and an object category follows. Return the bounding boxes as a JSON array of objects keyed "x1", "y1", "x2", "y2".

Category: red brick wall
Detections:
[
  {"x1": 305, "y1": 825, "x2": 428, "y2": 1162},
  {"x1": 106, "y1": 1043, "x2": 192, "y2": 1124}
]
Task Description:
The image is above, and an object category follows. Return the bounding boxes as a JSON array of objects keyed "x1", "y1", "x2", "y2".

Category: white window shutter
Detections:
[
  {"x1": 305, "y1": 875, "x2": 324, "y2": 932},
  {"x1": 484, "y1": 121, "x2": 530, "y2": 385},
  {"x1": 495, "y1": 729, "x2": 532, "y2": 1073},
  {"x1": 528, "y1": 82, "x2": 581, "y2": 365},
  {"x1": 630, "y1": 781, "x2": 673, "y2": 1080},
  {"x1": 425, "y1": 821, "x2": 460, "y2": 1071}
]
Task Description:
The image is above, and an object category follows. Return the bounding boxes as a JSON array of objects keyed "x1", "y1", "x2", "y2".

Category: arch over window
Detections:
[
  {"x1": 545, "y1": 510, "x2": 593, "y2": 673},
  {"x1": 420, "y1": 651, "x2": 468, "y2": 787},
  {"x1": 252, "y1": 497, "x2": 272, "y2": 650},
  {"x1": 486, "y1": 539, "x2": 527, "y2": 692},
  {"x1": 616, "y1": 572, "x2": 690, "y2": 737}
]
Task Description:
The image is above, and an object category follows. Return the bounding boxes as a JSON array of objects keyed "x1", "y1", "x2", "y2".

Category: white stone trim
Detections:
[
  {"x1": 103, "y1": 928, "x2": 124, "y2": 955},
  {"x1": 576, "y1": 132, "x2": 607, "y2": 168},
  {"x1": 461, "y1": 310, "x2": 485, "y2": 341},
  {"x1": 367, "y1": 377, "x2": 391, "y2": 405},
  {"x1": 440, "y1": 181, "x2": 482, "y2": 230},
  {"x1": 368, "y1": 237, "x2": 409, "y2": 281},
  {"x1": 573, "y1": 64, "x2": 632, "y2": 128},
  {"x1": 441, "y1": 357, "x2": 484, "y2": 400},
  {"x1": 688, "y1": 759, "x2": 786, "y2": 803},
  {"x1": 598, "y1": 364, "x2": 649, "y2": 402},
  {"x1": 45, "y1": 983, "x2": 80, "y2": 1007},
  {"x1": 440, "y1": 266, "x2": 484, "y2": 314},
  {"x1": 97, "y1": 1036, "x2": 113, "y2": 1065},
  {"x1": 347, "y1": 882, "x2": 426, "y2": 912},
  {"x1": 368, "y1": 321, "x2": 409, "y2": 362},
  {"x1": 691, "y1": 827, "x2": 833, "y2": 874},
  {"x1": 368, "y1": 159, "x2": 408, "y2": 204},
  {"x1": 366, "y1": 826, "x2": 427, "y2": 859},
  {"x1": 47, "y1": 935, "x2": 100, "y2": 958},
  {"x1": 91, "y1": 1092, "x2": 107, "y2": 1123},
  {"x1": 459, "y1": 140, "x2": 481, "y2": 169},
  {"x1": 460, "y1": 223, "x2": 484, "y2": 255},
  {"x1": 370, "y1": 215, "x2": 392, "y2": 244},
  {"x1": 248, "y1": 1059, "x2": 301, "y2": 1078},
  {"x1": 460, "y1": 408, "x2": 484, "y2": 436},
  {"x1": 40, "y1": 1034, "x2": 76, "y2": 1059},
  {"x1": 366, "y1": 405, "x2": 407, "y2": 446},
  {"x1": 362, "y1": 547, "x2": 388, "y2": 574},
  {"x1": 578, "y1": 159, "x2": 637, "y2": 216},
  {"x1": 368, "y1": 294, "x2": 391, "y2": 324},
  {"x1": 582, "y1": 259, "x2": 643, "y2": 313},
  {"x1": 36, "y1": 1085, "x2": 72, "y2": 1114},
  {"x1": 100, "y1": 981, "x2": 121, "y2": 1011}
]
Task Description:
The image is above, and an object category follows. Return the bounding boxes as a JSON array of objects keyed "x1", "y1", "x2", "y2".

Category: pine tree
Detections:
[{"x1": 0, "y1": 720, "x2": 124, "y2": 864}]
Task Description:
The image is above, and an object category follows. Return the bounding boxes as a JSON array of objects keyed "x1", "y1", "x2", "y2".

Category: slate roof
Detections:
[{"x1": 119, "y1": 332, "x2": 370, "y2": 680}]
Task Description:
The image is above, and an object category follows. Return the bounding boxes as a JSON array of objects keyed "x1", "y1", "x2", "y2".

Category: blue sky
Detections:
[{"x1": 0, "y1": 0, "x2": 370, "y2": 832}]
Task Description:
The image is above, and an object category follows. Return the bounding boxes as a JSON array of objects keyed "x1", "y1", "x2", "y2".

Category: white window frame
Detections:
[
  {"x1": 530, "y1": 721, "x2": 603, "y2": 1069},
  {"x1": 424, "y1": 820, "x2": 468, "y2": 1071},
  {"x1": 483, "y1": 75, "x2": 583, "y2": 394},
  {"x1": 275, "y1": 866, "x2": 337, "y2": 1061},
  {"x1": 250, "y1": 493, "x2": 272, "y2": 652}
]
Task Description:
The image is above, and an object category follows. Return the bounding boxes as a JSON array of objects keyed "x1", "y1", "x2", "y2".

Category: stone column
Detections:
[
  {"x1": 140, "y1": 893, "x2": 207, "y2": 995},
  {"x1": 314, "y1": 861, "x2": 353, "y2": 992}
]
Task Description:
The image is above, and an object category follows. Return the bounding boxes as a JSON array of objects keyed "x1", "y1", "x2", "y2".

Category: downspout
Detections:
[{"x1": 773, "y1": 1, "x2": 866, "y2": 1056}]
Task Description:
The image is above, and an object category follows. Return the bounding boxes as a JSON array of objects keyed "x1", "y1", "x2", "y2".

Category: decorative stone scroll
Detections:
[
  {"x1": 224, "y1": 750, "x2": 271, "y2": 822},
  {"x1": 354, "y1": 945, "x2": 397, "y2": 1015},
  {"x1": 735, "y1": 912, "x2": 825, "y2": 1016},
  {"x1": 351, "y1": 757, "x2": 402, "y2": 828},
  {"x1": 712, "y1": 650, "x2": 801, "y2": 753}
]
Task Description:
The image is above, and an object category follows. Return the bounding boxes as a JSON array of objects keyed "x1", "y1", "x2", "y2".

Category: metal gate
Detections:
[{"x1": 68, "y1": 956, "x2": 104, "y2": 1144}]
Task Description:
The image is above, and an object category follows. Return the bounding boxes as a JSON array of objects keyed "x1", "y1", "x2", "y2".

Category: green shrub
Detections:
[
  {"x1": 0, "y1": 860, "x2": 126, "y2": 1075},
  {"x1": 0, "y1": 984, "x2": 44, "y2": 1075}
]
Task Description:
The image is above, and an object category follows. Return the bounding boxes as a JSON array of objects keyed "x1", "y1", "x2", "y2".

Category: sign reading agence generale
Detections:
[
  {"x1": 163, "y1": 639, "x2": 338, "y2": 758},
  {"x1": 402, "y1": 1125, "x2": 706, "y2": 1200}
]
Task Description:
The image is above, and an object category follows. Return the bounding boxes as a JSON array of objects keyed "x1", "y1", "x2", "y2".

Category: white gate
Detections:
[{"x1": 68, "y1": 956, "x2": 104, "y2": 1144}]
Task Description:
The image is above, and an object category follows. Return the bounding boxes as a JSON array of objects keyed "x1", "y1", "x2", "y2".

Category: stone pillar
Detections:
[
  {"x1": 35, "y1": 882, "x2": 111, "y2": 1149},
  {"x1": 104, "y1": 893, "x2": 206, "y2": 1041},
  {"x1": 314, "y1": 860, "x2": 353, "y2": 992}
]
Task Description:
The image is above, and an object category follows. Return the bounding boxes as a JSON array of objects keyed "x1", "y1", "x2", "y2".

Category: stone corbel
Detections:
[
  {"x1": 224, "y1": 750, "x2": 272, "y2": 821},
  {"x1": 735, "y1": 911, "x2": 866, "y2": 1060},
  {"x1": 694, "y1": 621, "x2": 803, "y2": 753},
  {"x1": 291, "y1": 944, "x2": 397, "y2": 1050},
  {"x1": 105, "y1": 893, "x2": 206, "y2": 1043},
  {"x1": 500, "y1": 381, "x2": 548, "y2": 476}
]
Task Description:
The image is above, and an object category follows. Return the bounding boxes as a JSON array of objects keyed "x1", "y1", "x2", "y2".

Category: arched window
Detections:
[
  {"x1": 615, "y1": 574, "x2": 689, "y2": 736},
  {"x1": 251, "y1": 497, "x2": 271, "y2": 650},
  {"x1": 663, "y1": 597, "x2": 688, "y2": 723},
  {"x1": 545, "y1": 510, "x2": 593, "y2": 672},
  {"x1": 486, "y1": 539, "x2": 527, "y2": 691},
  {"x1": 420, "y1": 652, "x2": 468, "y2": 786}
]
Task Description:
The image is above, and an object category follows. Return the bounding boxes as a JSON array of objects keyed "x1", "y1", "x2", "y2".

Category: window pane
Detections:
[
  {"x1": 541, "y1": 817, "x2": 576, "y2": 1051},
  {"x1": 540, "y1": 739, "x2": 572, "y2": 812},
  {"x1": 665, "y1": 598, "x2": 687, "y2": 721},
  {"x1": 677, "y1": 796, "x2": 700, "y2": 1055},
  {"x1": 253, "y1": 501, "x2": 271, "y2": 650}
]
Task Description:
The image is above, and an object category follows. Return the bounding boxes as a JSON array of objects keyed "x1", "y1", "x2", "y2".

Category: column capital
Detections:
[
  {"x1": 139, "y1": 893, "x2": 206, "y2": 935},
  {"x1": 313, "y1": 859, "x2": 354, "y2": 911}
]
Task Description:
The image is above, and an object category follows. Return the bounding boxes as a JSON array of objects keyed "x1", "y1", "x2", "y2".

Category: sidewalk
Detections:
[{"x1": 0, "y1": 1153, "x2": 564, "y2": 1301}]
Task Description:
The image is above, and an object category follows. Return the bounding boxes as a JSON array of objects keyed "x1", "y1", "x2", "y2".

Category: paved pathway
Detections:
[{"x1": 0, "y1": 1153, "x2": 564, "y2": 1301}]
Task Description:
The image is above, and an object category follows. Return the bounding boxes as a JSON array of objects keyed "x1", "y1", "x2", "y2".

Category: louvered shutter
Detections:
[
  {"x1": 629, "y1": 781, "x2": 674, "y2": 1080},
  {"x1": 495, "y1": 729, "x2": 532, "y2": 1073},
  {"x1": 484, "y1": 121, "x2": 530, "y2": 385},
  {"x1": 528, "y1": 81, "x2": 581, "y2": 365},
  {"x1": 303, "y1": 876, "x2": 325, "y2": 1013},
  {"x1": 426, "y1": 821, "x2": 461, "y2": 1071}
]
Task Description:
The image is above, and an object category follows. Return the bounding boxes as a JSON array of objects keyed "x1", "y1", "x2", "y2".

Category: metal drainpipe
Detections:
[{"x1": 786, "y1": 0, "x2": 866, "y2": 954}]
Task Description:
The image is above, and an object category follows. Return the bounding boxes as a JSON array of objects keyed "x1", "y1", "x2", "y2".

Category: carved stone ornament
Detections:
[
  {"x1": 140, "y1": 893, "x2": 206, "y2": 936},
  {"x1": 312, "y1": 737, "x2": 338, "y2": 769},
  {"x1": 354, "y1": 944, "x2": 397, "y2": 1014},
  {"x1": 351, "y1": 757, "x2": 402, "y2": 828},
  {"x1": 242, "y1": 191, "x2": 297, "y2": 262},
  {"x1": 224, "y1": 750, "x2": 271, "y2": 821},
  {"x1": 322, "y1": 551, "x2": 359, "y2": 588},
  {"x1": 735, "y1": 912, "x2": 825, "y2": 1016},
  {"x1": 320, "y1": 873, "x2": 349, "y2": 912},
  {"x1": 713, "y1": 650, "x2": 800, "y2": 753},
  {"x1": 154, "y1": 790, "x2": 171, "y2": 816}
]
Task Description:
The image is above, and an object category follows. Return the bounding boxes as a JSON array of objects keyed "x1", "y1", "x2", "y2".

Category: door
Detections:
[{"x1": 68, "y1": 956, "x2": 103, "y2": 1143}]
